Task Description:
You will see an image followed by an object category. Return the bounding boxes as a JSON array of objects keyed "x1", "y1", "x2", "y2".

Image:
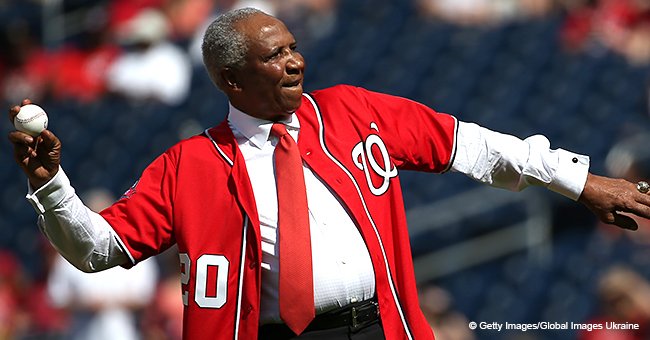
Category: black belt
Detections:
[{"x1": 261, "y1": 297, "x2": 380, "y2": 335}]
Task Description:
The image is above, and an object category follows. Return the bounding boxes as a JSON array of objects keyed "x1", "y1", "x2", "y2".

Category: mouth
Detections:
[{"x1": 282, "y1": 78, "x2": 302, "y2": 88}]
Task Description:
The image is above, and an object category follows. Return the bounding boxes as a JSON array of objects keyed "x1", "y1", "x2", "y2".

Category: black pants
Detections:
[{"x1": 258, "y1": 320, "x2": 385, "y2": 340}]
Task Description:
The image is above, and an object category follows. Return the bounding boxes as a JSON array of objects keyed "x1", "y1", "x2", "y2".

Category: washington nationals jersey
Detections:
[{"x1": 100, "y1": 85, "x2": 457, "y2": 340}]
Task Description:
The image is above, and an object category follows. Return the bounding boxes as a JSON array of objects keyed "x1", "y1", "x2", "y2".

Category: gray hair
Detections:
[{"x1": 202, "y1": 8, "x2": 265, "y2": 88}]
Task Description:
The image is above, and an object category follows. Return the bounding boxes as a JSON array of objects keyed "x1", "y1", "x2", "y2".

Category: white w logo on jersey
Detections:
[{"x1": 351, "y1": 122, "x2": 398, "y2": 196}]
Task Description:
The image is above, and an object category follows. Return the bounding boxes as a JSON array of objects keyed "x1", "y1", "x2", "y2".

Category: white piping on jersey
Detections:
[
  {"x1": 443, "y1": 117, "x2": 460, "y2": 173},
  {"x1": 234, "y1": 216, "x2": 249, "y2": 340},
  {"x1": 302, "y1": 93, "x2": 414, "y2": 340},
  {"x1": 205, "y1": 128, "x2": 234, "y2": 166},
  {"x1": 205, "y1": 128, "x2": 245, "y2": 339}
]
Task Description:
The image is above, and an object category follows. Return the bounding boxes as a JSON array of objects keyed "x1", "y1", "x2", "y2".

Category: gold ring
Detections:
[{"x1": 637, "y1": 181, "x2": 650, "y2": 194}]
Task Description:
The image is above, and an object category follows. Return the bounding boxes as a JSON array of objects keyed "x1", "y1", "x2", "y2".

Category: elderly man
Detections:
[{"x1": 8, "y1": 7, "x2": 650, "y2": 340}]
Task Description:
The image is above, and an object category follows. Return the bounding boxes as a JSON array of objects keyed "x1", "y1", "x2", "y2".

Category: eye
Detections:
[{"x1": 263, "y1": 49, "x2": 281, "y2": 62}]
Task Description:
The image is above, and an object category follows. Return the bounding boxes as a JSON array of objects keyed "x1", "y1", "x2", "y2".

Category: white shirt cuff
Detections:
[
  {"x1": 547, "y1": 150, "x2": 589, "y2": 201},
  {"x1": 25, "y1": 167, "x2": 74, "y2": 214}
]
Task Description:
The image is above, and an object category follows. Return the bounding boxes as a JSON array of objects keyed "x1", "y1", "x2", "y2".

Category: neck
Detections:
[{"x1": 229, "y1": 102, "x2": 293, "y2": 122}]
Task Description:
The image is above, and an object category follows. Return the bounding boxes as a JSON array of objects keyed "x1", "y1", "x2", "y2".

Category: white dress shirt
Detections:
[
  {"x1": 25, "y1": 104, "x2": 589, "y2": 323},
  {"x1": 227, "y1": 105, "x2": 376, "y2": 323}
]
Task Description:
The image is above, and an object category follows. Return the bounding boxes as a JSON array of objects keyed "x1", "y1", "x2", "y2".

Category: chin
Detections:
[
  {"x1": 282, "y1": 98, "x2": 303, "y2": 114},
  {"x1": 290, "y1": 100, "x2": 303, "y2": 113}
]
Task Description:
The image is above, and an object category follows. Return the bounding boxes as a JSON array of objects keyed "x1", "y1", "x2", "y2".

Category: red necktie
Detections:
[{"x1": 271, "y1": 123, "x2": 314, "y2": 335}]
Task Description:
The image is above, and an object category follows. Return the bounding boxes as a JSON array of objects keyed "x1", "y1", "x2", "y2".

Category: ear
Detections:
[{"x1": 220, "y1": 67, "x2": 241, "y2": 91}]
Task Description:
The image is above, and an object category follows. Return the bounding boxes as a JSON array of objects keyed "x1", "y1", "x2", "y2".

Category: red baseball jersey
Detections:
[{"x1": 100, "y1": 85, "x2": 457, "y2": 339}]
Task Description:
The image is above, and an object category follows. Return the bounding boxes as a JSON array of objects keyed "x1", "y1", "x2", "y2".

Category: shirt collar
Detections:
[{"x1": 227, "y1": 103, "x2": 300, "y2": 149}]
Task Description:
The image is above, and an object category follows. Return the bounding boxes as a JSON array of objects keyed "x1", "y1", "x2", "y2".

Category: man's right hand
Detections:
[{"x1": 8, "y1": 99, "x2": 61, "y2": 189}]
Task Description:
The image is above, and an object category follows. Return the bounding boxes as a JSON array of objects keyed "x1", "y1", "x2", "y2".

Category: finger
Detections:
[
  {"x1": 612, "y1": 184, "x2": 650, "y2": 219},
  {"x1": 8, "y1": 99, "x2": 33, "y2": 123},
  {"x1": 635, "y1": 183, "x2": 650, "y2": 202},
  {"x1": 8, "y1": 131, "x2": 38, "y2": 161},
  {"x1": 611, "y1": 212, "x2": 639, "y2": 231},
  {"x1": 11, "y1": 138, "x2": 36, "y2": 165},
  {"x1": 39, "y1": 129, "x2": 57, "y2": 143},
  {"x1": 38, "y1": 130, "x2": 60, "y2": 152},
  {"x1": 8, "y1": 130, "x2": 35, "y2": 145},
  {"x1": 8, "y1": 104, "x2": 20, "y2": 124},
  {"x1": 631, "y1": 196, "x2": 650, "y2": 220}
]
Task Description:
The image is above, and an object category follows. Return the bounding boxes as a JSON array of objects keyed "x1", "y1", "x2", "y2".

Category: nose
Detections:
[{"x1": 286, "y1": 51, "x2": 304, "y2": 74}]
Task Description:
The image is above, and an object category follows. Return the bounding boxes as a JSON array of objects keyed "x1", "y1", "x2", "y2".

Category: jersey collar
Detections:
[{"x1": 227, "y1": 103, "x2": 300, "y2": 149}]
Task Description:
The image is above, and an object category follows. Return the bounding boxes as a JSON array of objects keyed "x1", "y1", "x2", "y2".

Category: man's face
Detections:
[{"x1": 233, "y1": 14, "x2": 305, "y2": 121}]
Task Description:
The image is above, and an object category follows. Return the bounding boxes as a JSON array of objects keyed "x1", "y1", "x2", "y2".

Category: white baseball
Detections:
[{"x1": 14, "y1": 104, "x2": 48, "y2": 137}]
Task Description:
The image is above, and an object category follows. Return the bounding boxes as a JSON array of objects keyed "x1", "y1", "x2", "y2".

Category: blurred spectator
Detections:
[
  {"x1": 47, "y1": 255, "x2": 159, "y2": 340},
  {"x1": 46, "y1": 187, "x2": 159, "y2": 340},
  {"x1": 416, "y1": 0, "x2": 553, "y2": 26},
  {"x1": 83, "y1": 187, "x2": 118, "y2": 212},
  {"x1": 163, "y1": 0, "x2": 216, "y2": 44},
  {"x1": 578, "y1": 265, "x2": 650, "y2": 340},
  {"x1": 141, "y1": 247, "x2": 184, "y2": 340},
  {"x1": 108, "y1": 0, "x2": 165, "y2": 35},
  {"x1": 560, "y1": 0, "x2": 650, "y2": 65},
  {"x1": 559, "y1": 0, "x2": 598, "y2": 52},
  {"x1": 0, "y1": 250, "x2": 30, "y2": 339},
  {"x1": 0, "y1": 18, "x2": 52, "y2": 105},
  {"x1": 49, "y1": 6, "x2": 121, "y2": 103},
  {"x1": 276, "y1": 0, "x2": 339, "y2": 45},
  {"x1": 21, "y1": 237, "x2": 70, "y2": 339},
  {"x1": 605, "y1": 133, "x2": 650, "y2": 184},
  {"x1": 419, "y1": 285, "x2": 476, "y2": 340},
  {"x1": 107, "y1": 9, "x2": 192, "y2": 105}
]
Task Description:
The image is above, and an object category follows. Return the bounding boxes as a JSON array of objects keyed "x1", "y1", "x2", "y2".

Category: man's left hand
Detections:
[{"x1": 579, "y1": 173, "x2": 650, "y2": 230}]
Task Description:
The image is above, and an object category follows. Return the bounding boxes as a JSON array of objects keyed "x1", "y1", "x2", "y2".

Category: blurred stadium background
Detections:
[{"x1": 3, "y1": 0, "x2": 650, "y2": 339}]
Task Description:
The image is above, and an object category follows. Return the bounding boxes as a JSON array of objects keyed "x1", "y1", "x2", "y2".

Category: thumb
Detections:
[
  {"x1": 605, "y1": 211, "x2": 639, "y2": 231},
  {"x1": 39, "y1": 129, "x2": 59, "y2": 148}
]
